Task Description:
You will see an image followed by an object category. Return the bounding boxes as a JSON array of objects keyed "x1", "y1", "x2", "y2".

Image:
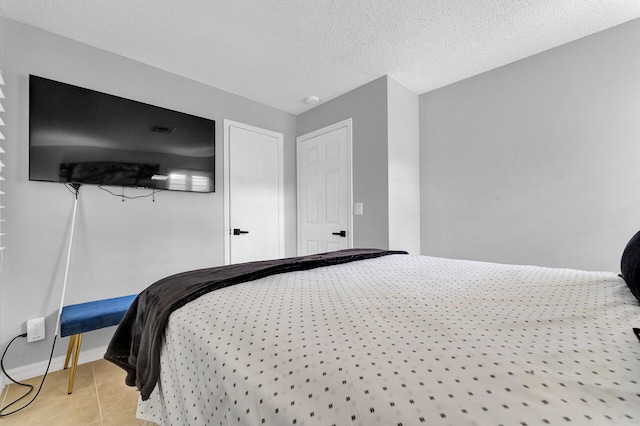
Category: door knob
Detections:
[
  {"x1": 233, "y1": 228, "x2": 249, "y2": 235},
  {"x1": 332, "y1": 230, "x2": 346, "y2": 237}
]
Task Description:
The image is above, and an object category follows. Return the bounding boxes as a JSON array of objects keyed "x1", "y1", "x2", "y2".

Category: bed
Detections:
[{"x1": 106, "y1": 247, "x2": 640, "y2": 425}]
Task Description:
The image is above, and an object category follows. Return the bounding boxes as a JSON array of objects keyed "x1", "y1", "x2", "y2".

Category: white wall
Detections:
[
  {"x1": 387, "y1": 78, "x2": 420, "y2": 254},
  {"x1": 0, "y1": 17, "x2": 297, "y2": 370},
  {"x1": 420, "y1": 18, "x2": 640, "y2": 271}
]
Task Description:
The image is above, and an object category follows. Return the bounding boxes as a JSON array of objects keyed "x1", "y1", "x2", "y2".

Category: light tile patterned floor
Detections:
[{"x1": 0, "y1": 359, "x2": 155, "y2": 425}]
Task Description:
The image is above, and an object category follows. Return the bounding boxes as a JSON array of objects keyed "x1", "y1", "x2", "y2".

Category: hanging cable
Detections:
[
  {"x1": 0, "y1": 334, "x2": 57, "y2": 416},
  {"x1": 97, "y1": 185, "x2": 161, "y2": 200}
]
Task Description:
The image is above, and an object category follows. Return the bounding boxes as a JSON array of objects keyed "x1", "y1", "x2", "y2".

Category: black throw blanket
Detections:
[{"x1": 104, "y1": 248, "x2": 406, "y2": 400}]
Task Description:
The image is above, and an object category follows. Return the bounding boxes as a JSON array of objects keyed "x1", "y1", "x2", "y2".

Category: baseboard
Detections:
[{"x1": 1, "y1": 345, "x2": 108, "y2": 383}]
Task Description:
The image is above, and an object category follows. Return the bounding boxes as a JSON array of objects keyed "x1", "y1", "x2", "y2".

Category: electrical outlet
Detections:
[{"x1": 27, "y1": 317, "x2": 45, "y2": 342}]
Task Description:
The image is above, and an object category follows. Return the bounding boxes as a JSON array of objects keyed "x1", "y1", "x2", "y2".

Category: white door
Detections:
[
  {"x1": 297, "y1": 119, "x2": 352, "y2": 255},
  {"x1": 224, "y1": 120, "x2": 284, "y2": 264}
]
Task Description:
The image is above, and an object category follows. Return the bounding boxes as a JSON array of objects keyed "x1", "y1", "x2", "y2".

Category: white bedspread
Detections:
[{"x1": 137, "y1": 254, "x2": 640, "y2": 425}]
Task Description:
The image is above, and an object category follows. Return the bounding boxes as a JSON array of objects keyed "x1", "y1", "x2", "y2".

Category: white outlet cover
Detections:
[{"x1": 27, "y1": 317, "x2": 46, "y2": 342}]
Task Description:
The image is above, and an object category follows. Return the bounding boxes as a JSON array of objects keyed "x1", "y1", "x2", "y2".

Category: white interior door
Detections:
[
  {"x1": 224, "y1": 120, "x2": 284, "y2": 264},
  {"x1": 297, "y1": 119, "x2": 352, "y2": 255}
]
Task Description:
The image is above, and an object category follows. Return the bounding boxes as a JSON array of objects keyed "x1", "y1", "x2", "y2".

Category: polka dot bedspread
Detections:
[{"x1": 137, "y1": 254, "x2": 640, "y2": 425}]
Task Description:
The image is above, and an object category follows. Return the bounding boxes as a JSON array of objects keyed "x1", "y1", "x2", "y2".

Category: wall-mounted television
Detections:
[{"x1": 29, "y1": 75, "x2": 215, "y2": 193}]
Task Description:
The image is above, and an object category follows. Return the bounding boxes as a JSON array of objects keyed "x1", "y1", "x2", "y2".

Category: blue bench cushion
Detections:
[{"x1": 60, "y1": 294, "x2": 137, "y2": 337}]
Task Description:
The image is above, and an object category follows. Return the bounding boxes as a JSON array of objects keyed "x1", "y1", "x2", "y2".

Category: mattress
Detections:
[{"x1": 136, "y1": 254, "x2": 640, "y2": 425}]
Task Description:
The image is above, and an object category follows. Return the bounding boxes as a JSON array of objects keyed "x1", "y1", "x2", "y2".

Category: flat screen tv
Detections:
[{"x1": 29, "y1": 75, "x2": 215, "y2": 193}]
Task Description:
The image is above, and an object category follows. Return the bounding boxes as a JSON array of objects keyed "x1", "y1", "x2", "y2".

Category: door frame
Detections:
[
  {"x1": 296, "y1": 118, "x2": 354, "y2": 255},
  {"x1": 223, "y1": 119, "x2": 285, "y2": 265}
]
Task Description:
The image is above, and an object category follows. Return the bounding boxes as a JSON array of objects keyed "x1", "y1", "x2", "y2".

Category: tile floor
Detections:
[{"x1": 0, "y1": 359, "x2": 156, "y2": 425}]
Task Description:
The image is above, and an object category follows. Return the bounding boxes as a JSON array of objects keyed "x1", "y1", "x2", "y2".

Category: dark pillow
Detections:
[{"x1": 621, "y1": 230, "x2": 640, "y2": 302}]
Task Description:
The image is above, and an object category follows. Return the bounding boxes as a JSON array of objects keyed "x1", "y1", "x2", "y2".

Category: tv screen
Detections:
[{"x1": 29, "y1": 75, "x2": 215, "y2": 193}]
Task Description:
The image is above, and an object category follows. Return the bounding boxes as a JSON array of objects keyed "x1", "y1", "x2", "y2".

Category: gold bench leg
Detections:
[
  {"x1": 66, "y1": 333, "x2": 83, "y2": 394},
  {"x1": 64, "y1": 334, "x2": 77, "y2": 369}
]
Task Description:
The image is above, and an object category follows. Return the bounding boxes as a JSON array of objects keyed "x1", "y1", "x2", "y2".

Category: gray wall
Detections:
[
  {"x1": 297, "y1": 76, "x2": 390, "y2": 250},
  {"x1": 4, "y1": 11, "x2": 638, "y2": 377},
  {"x1": 0, "y1": 17, "x2": 297, "y2": 369},
  {"x1": 420, "y1": 18, "x2": 640, "y2": 271}
]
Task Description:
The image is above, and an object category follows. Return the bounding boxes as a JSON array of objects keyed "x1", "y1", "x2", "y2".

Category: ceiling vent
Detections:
[{"x1": 150, "y1": 125, "x2": 176, "y2": 134}]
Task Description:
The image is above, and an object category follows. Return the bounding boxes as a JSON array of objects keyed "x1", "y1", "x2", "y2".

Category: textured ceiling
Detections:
[{"x1": 1, "y1": 0, "x2": 639, "y2": 114}]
